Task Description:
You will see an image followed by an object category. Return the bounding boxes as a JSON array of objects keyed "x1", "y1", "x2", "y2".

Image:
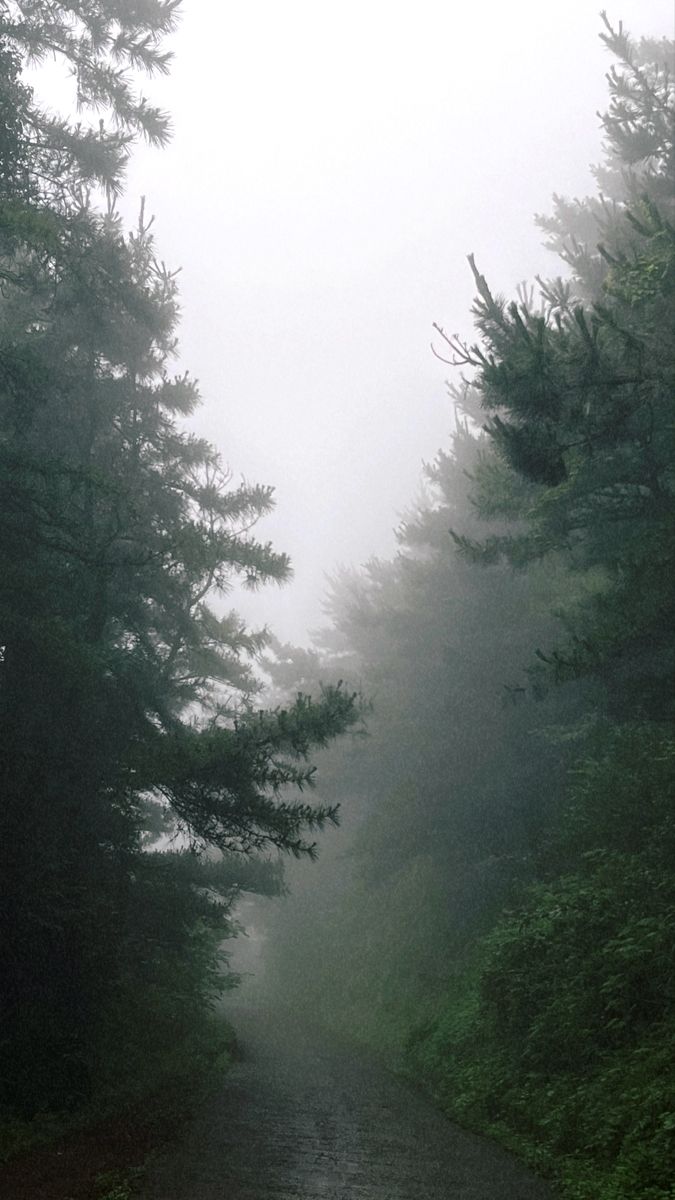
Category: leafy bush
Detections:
[{"x1": 407, "y1": 724, "x2": 675, "y2": 1199}]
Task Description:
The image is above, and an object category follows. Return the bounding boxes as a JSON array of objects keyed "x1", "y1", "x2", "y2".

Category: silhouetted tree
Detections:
[
  {"x1": 445, "y1": 16, "x2": 675, "y2": 716},
  {"x1": 0, "y1": 0, "x2": 359, "y2": 1114}
]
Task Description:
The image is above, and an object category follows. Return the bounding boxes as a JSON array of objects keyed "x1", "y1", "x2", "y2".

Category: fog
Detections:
[
  {"x1": 113, "y1": 0, "x2": 671, "y2": 644},
  {"x1": 3, "y1": 3, "x2": 674, "y2": 1190}
]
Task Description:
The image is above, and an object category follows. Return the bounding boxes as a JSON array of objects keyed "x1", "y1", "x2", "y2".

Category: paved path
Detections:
[{"x1": 144, "y1": 1006, "x2": 556, "y2": 1200}]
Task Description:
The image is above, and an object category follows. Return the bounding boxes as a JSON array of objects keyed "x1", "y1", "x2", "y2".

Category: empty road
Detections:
[{"x1": 144, "y1": 1006, "x2": 556, "y2": 1200}]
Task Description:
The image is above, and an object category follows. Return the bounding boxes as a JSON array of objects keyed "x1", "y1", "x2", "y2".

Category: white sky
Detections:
[{"x1": 111, "y1": 1, "x2": 672, "y2": 643}]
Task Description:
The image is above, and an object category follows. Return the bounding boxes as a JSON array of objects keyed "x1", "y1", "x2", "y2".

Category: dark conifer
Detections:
[{"x1": 0, "y1": 0, "x2": 359, "y2": 1114}]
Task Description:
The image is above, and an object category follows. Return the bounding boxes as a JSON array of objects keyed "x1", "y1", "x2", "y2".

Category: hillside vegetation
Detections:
[{"x1": 263, "y1": 20, "x2": 675, "y2": 1199}]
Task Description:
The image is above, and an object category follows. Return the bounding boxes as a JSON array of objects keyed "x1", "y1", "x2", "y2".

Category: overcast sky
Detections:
[{"x1": 116, "y1": 0, "x2": 672, "y2": 645}]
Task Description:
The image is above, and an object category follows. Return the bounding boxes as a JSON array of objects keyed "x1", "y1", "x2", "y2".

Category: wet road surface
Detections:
[{"x1": 144, "y1": 1006, "x2": 556, "y2": 1200}]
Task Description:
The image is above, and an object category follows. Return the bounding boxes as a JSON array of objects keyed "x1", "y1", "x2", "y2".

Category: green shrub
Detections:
[{"x1": 406, "y1": 726, "x2": 675, "y2": 1199}]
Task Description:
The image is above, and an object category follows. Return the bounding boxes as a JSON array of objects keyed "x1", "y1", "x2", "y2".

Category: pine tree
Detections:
[
  {"x1": 410, "y1": 28, "x2": 675, "y2": 1194},
  {"x1": 0, "y1": 0, "x2": 180, "y2": 198},
  {"x1": 442, "y1": 17, "x2": 675, "y2": 715},
  {"x1": 0, "y1": 1, "x2": 359, "y2": 1114}
]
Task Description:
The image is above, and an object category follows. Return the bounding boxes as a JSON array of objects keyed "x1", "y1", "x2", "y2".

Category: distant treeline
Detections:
[
  {"x1": 262, "y1": 19, "x2": 675, "y2": 1200},
  {"x1": 0, "y1": 0, "x2": 359, "y2": 1137}
]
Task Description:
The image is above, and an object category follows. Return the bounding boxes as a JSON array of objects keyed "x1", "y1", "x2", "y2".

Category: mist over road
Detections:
[{"x1": 144, "y1": 1006, "x2": 556, "y2": 1199}]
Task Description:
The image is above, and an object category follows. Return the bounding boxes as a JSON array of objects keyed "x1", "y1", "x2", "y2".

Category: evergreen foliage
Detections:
[
  {"x1": 1, "y1": 0, "x2": 179, "y2": 197},
  {"x1": 0, "y1": 0, "x2": 359, "y2": 1122},
  {"x1": 3, "y1": 8, "x2": 673, "y2": 1195},
  {"x1": 444, "y1": 16, "x2": 675, "y2": 716},
  {"x1": 263, "y1": 425, "x2": 578, "y2": 1045},
  {"x1": 264, "y1": 19, "x2": 675, "y2": 1199}
]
